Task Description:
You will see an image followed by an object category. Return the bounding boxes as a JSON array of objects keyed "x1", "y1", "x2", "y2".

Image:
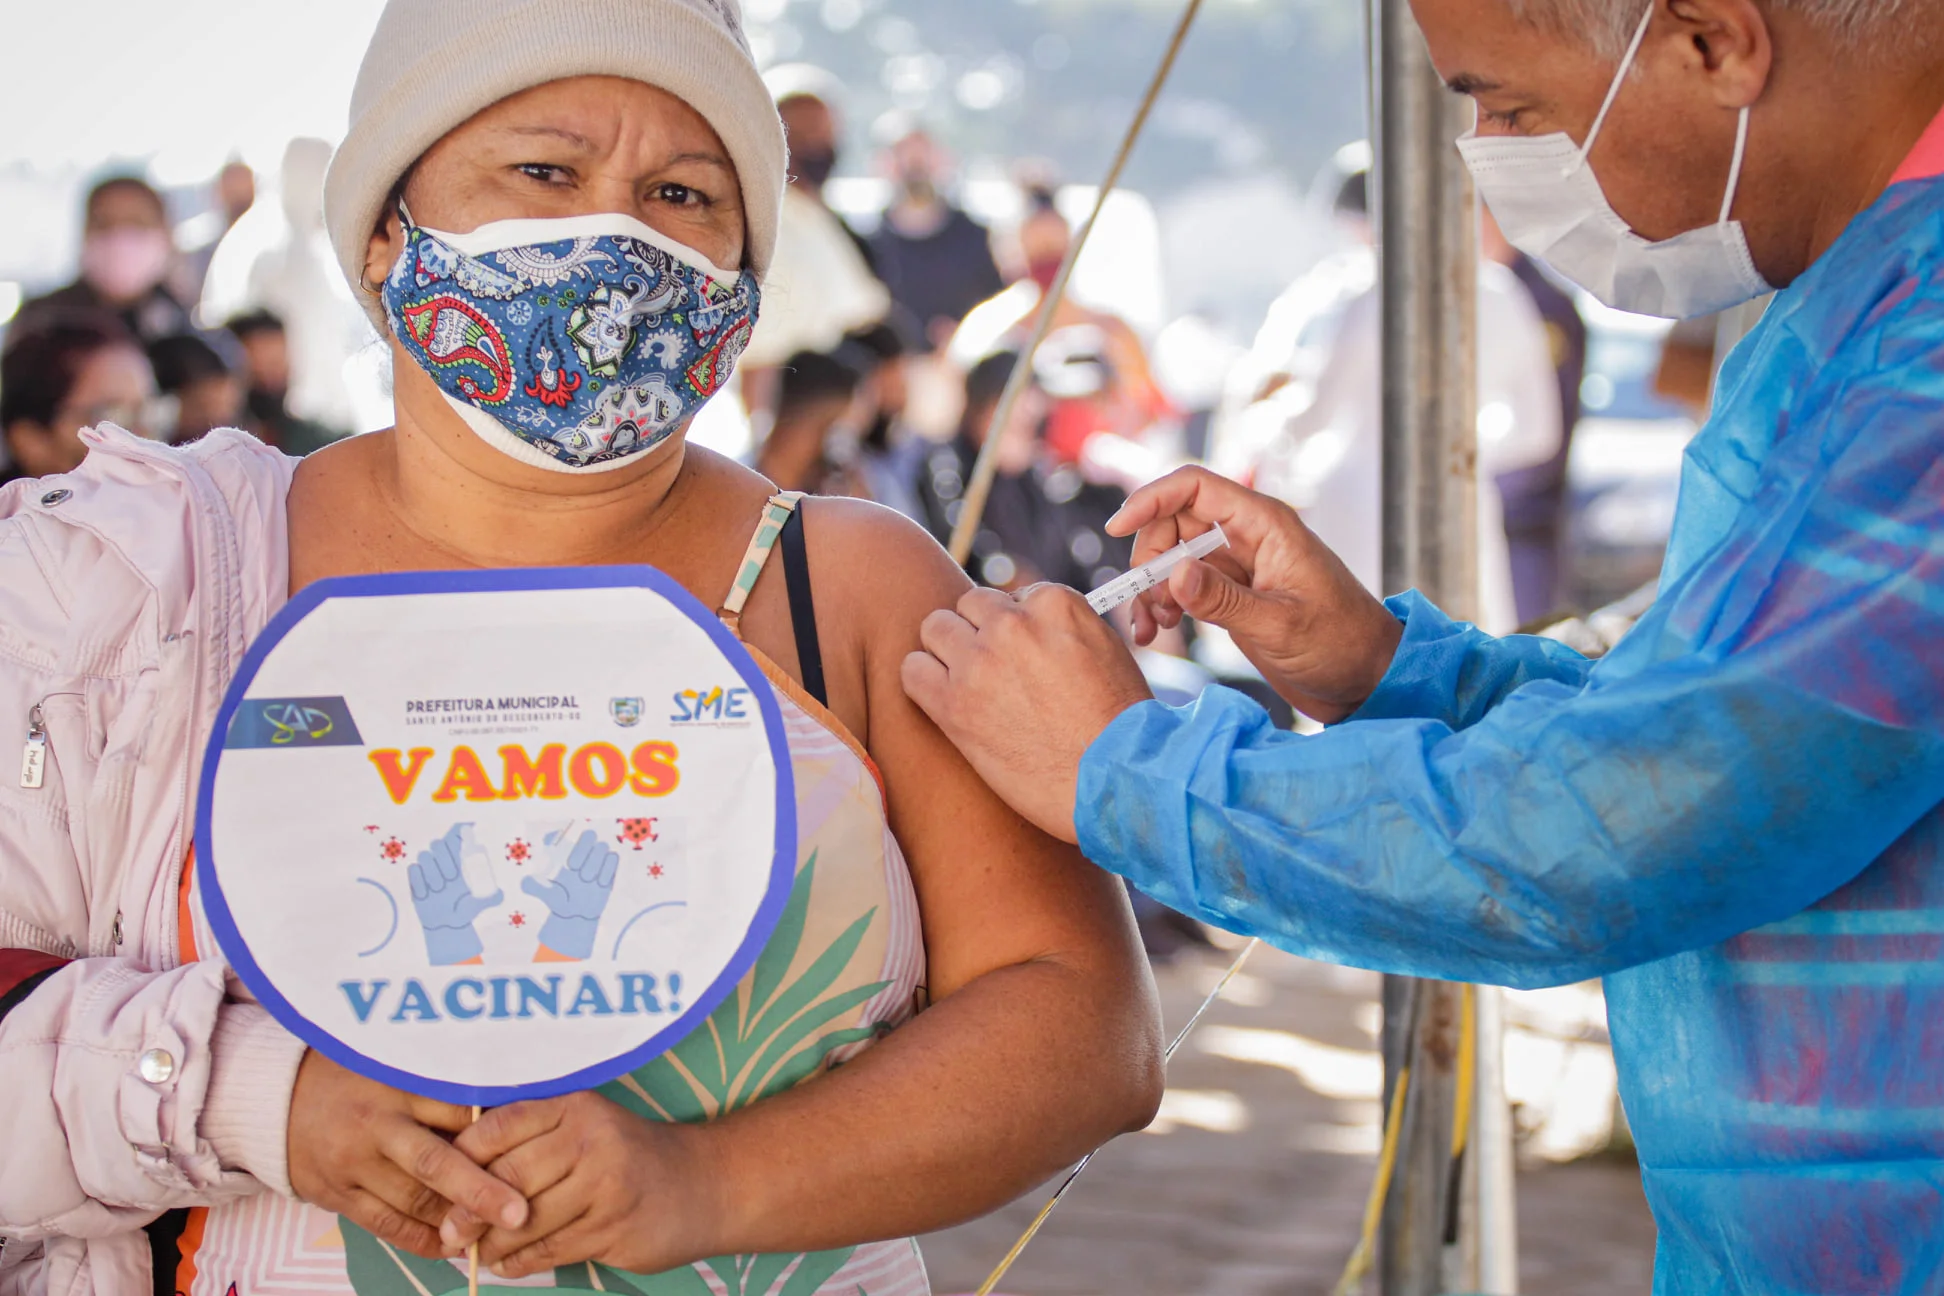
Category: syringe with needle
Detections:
[{"x1": 1084, "y1": 523, "x2": 1230, "y2": 616}]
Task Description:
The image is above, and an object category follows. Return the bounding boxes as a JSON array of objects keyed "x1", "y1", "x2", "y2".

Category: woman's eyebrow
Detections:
[
  {"x1": 496, "y1": 129, "x2": 731, "y2": 174},
  {"x1": 502, "y1": 125, "x2": 598, "y2": 150},
  {"x1": 661, "y1": 150, "x2": 735, "y2": 172}
]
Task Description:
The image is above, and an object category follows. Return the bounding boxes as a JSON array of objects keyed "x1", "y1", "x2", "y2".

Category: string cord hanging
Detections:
[
  {"x1": 947, "y1": 0, "x2": 1206, "y2": 566},
  {"x1": 970, "y1": 937, "x2": 1257, "y2": 1296}
]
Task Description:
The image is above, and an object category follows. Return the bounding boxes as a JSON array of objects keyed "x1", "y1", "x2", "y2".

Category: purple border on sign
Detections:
[{"x1": 194, "y1": 565, "x2": 798, "y2": 1106}]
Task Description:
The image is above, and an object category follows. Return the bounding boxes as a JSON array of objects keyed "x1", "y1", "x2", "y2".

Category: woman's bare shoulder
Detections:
[
  {"x1": 287, "y1": 429, "x2": 386, "y2": 504},
  {"x1": 799, "y1": 496, "x2": 972, "y2": 645}
]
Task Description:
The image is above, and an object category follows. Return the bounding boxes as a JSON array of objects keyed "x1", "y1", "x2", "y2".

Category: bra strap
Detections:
[
  {"x1": 778, "y1": 503, "x2": 827, "y2": 708},
  {"x1": 719, "y1": 491, "x2": 805, "y2": 634}
]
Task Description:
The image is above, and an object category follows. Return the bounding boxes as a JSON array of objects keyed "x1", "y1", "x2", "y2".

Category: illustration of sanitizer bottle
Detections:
[{"x1": 455, "y1": 823, "x2": 500, "y2": 905}]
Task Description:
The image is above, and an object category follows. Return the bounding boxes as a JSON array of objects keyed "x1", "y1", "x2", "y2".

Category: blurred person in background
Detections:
[
  {"x1": 848, "y1": 319, "x2": 926, "y2": 520},
  {"x1": 175, "y1": 160, "x2": 259, "y2": 306},
  {"x1": 919, "y1": 350, "x2": 1132, "y2": 593},
  {"x1": 1482, "y1": 204, "x2": 1587, "y2": 624},
  {"x1": 1209, "y1": 159, "x2": 1559, "y2": 634},
  {"x1": 224, "y1": 308, "x2": 342, "y2": 455},
  {"x1": 1654, "y1": 311, "x2": 1725, "y2": 416},
  {"x1": 146, "y1": 332, "x2": 246, "y2": 447},
  {"x1": 1211, "y1": 146, "x2": 1378, "y2": 438},
  {"x1": 16, "y1": 176, "x2": 194, "y2": 346},
  {"x1": 752, "y1": 347, "x2": 870, "y2": 496},
  {"x1": 867, "y1": 125, "x2": 1005, "y2": 351},
  {"x1": 743, "y1": 66, "x2": 889, "y2": 372},
  {"x1": 952, "y1": 182, "x2": 1172, "y2": 467},
  {"x1": 0, "y1": 313, "x2": 159, "y2": 484},
  {"x1": 201, "y1": 137, "x2": 374, "y2": 438}
]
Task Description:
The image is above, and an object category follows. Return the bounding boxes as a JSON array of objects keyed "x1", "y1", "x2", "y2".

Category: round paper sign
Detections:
[{"x1": 196, "y1": 567, "x2": 796, "y2": 1105}]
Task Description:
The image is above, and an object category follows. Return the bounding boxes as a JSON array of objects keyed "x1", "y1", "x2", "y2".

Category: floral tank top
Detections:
[{"x1": 174, "y1": 495, "x2": 933, "y2": 1296}]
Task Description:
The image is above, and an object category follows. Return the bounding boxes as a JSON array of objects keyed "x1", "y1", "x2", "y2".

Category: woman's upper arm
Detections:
[{"x1": 806, "y1": 499, "x2": 1149, "y2": 1001}]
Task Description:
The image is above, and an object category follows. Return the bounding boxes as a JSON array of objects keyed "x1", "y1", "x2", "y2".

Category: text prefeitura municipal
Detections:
[{"x1": 405, "y1": 696, "x2": 581, "y2": 713}]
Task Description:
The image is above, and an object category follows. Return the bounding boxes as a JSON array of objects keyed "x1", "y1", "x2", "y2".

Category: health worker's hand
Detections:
[
  {"x1": 286, "y1": 1050, "x2": 529, "y2": 1259},
  {"x1": 900, "y1": 584, "x2": 1154, "y2": 843},
  {"x1": 1110, "y1": 467, "x2": 1402, "y2": 723},
  {"x1": 439, "y1": 1092, "x2": 718, "y2": 1278}
]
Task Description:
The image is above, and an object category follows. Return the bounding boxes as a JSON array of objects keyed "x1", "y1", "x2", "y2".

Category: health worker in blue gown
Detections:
[{"x1": 900, "y1": 0, "x2": 1944, "y2": 1291}]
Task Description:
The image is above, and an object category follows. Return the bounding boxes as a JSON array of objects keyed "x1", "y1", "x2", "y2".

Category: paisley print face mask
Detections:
[{"x1": 382, "y1": 204, "x2": 760, "y2": 473}]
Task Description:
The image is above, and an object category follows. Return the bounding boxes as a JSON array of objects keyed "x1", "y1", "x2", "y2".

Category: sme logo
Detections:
[{"x1": 671, "y1": 686, "x2": 752, "y2": 725}]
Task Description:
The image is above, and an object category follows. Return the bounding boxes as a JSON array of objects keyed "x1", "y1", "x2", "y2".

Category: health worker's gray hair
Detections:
[{"x1": 1505, "y1": 0, "x2": 1919, "y2": 60}]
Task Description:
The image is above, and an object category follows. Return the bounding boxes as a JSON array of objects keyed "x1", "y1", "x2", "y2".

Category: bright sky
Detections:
[{"x1": 0, "y1": 0, "x2": 389, "y2": 180}]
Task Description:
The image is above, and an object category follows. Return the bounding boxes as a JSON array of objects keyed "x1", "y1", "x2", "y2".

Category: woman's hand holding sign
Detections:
[
  {"x1": 438, "y1": 1091, "x2": 715, "y2": 1276},
  {"x1": 287, "y1": 1052, "x2": 529, "y2": 1258}
]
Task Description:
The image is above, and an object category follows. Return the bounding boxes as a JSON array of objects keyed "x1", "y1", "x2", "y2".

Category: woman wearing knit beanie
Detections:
[{"x1": 0, "y1": 1, "x2": 1163, "y2": 1293}]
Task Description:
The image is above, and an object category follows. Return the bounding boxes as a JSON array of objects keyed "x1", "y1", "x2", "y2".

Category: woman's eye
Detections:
[
  {"x1": 1480, "y1": 107, "x2": 1525, "y2": 130},
  {"x1": 516, "y1": 163, "x2": 571, "y2": 185},
  {"x1": 654, "y1": 182, "x2": 709, "y2": 208}
]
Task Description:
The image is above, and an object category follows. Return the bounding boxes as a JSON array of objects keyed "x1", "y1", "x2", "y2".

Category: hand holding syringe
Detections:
[{"x1": 1085, "y1": 523, "x2": 1229, "y2": 616}]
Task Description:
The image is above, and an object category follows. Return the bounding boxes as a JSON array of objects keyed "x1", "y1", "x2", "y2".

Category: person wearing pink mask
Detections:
[
  {"x1": 17, "y1": 175, "x2": 195, "y2": 348},
  {"x1": 951, "y1": 183, "x2": 1172, "y2": 466}
]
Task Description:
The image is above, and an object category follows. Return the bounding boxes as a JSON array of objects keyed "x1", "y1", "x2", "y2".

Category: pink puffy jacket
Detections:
[{"x1": 0, "y1": 426, "x2": 307, "y2": 1296}]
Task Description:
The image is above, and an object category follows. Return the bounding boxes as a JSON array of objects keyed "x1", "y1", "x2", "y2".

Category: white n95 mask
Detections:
[{"x1": 1455, "y1": 5, "x2": 1771, "y2": 320}]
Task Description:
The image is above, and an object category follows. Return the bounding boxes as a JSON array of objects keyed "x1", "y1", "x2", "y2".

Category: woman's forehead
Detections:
[{"x1": 454, "y1": 76, "x2": 728, "y2": 157}]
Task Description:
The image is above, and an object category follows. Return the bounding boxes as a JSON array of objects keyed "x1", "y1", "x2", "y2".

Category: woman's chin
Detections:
[{"x1": 388, "y1": 390, "x2": 687, "y2": 498}]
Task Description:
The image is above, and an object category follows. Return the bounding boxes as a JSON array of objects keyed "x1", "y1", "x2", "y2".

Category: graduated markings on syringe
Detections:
[{"x1": 1085, "y1": 523, "x2": 1231, "y2": 616}]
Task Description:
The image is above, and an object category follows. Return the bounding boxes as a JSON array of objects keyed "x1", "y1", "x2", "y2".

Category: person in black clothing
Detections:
[
  {"x1": 845, "y1": 319, "x2": 926, "y2": 519},
  {"x1": 0, "y1": 312, "x2": 158, "y2": 485},
  {"x1": 224, "y1": 310, "x2": 343, "y2": 455},
  {"x1": 754, "y1": 347, "x2": 870, "y2": 496},
  {"x1": 15, "y1": 176, "x2": 193, "y2": 348},
  {"x1": 868, "y1": 128, "x2": 1005, "y2": 350},
  {"x1": 771, "y1": 69, "x2": 881, "y2": 273},
  {"x1": 1483, "y1": 205, "x2": 1588, "y2": 623},
  {"x1": 916, "y1": 350, "x2": 1132, "y2": 592},
  {"x1": 147, "y1": 333, "x2": 246, "y2": 447}
]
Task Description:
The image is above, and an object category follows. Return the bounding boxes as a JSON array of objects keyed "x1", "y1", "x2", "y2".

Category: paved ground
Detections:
[{"x1": 919, "y1": 940, "x2": 1657, "y2": 1296}]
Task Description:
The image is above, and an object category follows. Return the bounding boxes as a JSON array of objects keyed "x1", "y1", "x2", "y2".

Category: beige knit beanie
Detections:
[{"x1": 324, "y1": 0, "x2": 785, "y2": 331}]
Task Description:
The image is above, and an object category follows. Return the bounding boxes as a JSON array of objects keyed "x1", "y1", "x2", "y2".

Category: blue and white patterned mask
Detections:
[{"x1": 382, "y1": 205, "x2": 760, "y2": 472}]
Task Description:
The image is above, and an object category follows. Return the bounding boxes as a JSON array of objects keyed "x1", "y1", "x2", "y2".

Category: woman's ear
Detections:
[{"x1": 363, "y1": 207, "x2": 403, "y2": 299}]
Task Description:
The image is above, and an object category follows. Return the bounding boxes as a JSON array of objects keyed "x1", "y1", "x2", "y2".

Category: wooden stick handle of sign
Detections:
[
  {"x1": 970, "y1": 938, "x2": 1257, "y2": 1296},
  {"x1": 468, "y1": 1106, "x2": 482, "y2": 1296},
  {"x1": 946, "y1": 0, "x2": 1206, "y2": 567}
]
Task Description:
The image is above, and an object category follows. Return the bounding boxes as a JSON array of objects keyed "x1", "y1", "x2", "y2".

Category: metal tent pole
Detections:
[
  {"x1": 1369, "y1": 0, "x2": 1512, "y2": 1291},
  {"x1": 1474, "y1": 982, "x2": 1519, "y2": 1292}
]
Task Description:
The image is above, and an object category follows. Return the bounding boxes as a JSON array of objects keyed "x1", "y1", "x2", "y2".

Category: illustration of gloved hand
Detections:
[
  {"x1": 522, "y1": 829, "x2": 619, "y2": 961},
  {"x1": 409, "y1": 825, "x2": 504, "y2": 965}
]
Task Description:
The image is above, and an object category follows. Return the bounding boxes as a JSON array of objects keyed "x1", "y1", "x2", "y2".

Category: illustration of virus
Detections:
[
  {"x1": 379, "y1": 837, "x2": 407, "y2": 863},
  {"x1": 618, "y1": 817, "x2": 659, "y2": 850},
  {"x1": 506, "y1": 838, "x2": 532, "y2": 865},
  {"x1": 648, "y1": 862, "x2": 665, "y2": 879},
  {"x1": 363, "y1": 825, "x2": 381, "y2": 834},
  {"x1": 509, "y1": 911, "x2": 527, "y2": 928}
]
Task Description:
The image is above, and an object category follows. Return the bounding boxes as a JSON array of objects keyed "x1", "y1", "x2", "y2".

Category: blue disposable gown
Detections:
[{"x1": 1077, "y1": 173, "x2": 1944, "y2": 1291}]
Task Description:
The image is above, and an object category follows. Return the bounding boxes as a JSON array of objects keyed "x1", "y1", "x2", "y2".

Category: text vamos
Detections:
[
  {"x1": 338, "y1": 971, "x2": 683, "y2": 1023},
  {"x1": 368, "y1": 741, "x2": 681, "y2": 804}
]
